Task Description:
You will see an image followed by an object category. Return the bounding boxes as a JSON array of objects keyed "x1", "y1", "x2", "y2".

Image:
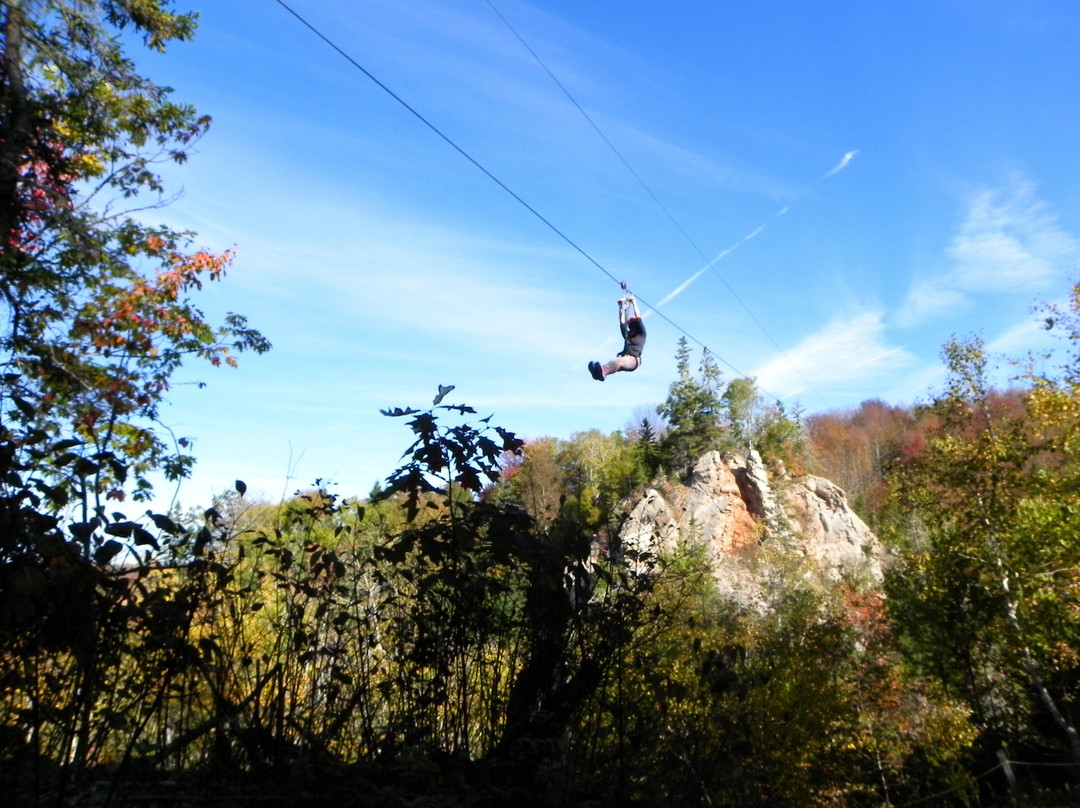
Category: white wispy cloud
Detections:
[
  {"x1": 823, "y1": 149, "x2": 858, "y2": 179},
  {"x1": 754, "y1": 312, "x2": 915, "y2": 398},
  {"x1": 899, "y1": 177, "x2": 1080, "y2": 327},
  {"x1": 947, "y1": 181, "x2": 1079, "y2": 291},
  {"x1": 896, "y1": 277, "x2": 970, "y2": 324}
]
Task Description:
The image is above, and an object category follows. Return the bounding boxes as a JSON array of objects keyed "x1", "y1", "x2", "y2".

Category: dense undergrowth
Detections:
[{"x1": 3, "y1": 387, "x2": 1079, "y2": 807}]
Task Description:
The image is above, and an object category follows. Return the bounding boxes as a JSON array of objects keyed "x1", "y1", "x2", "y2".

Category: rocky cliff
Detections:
[{"x1": 618, "y1": 450, "x2": 887, "y2": 605}]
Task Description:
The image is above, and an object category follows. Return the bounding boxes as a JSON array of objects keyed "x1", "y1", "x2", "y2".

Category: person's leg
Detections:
[{"x1": 601, "y1": 354, "x2": 639, "y2": 377}]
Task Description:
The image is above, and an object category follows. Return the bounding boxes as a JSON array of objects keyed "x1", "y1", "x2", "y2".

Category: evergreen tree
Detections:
[
  {"x1": 658, "y1": 337, "x2": 725, "y2": 473},
  {"x1": 637, "y1": 416, "x2": 662, "y2": 478}
]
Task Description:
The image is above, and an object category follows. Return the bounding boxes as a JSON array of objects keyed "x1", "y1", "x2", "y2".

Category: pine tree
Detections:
[
  {"x1": 637, "y1": 416, "x2": 662, "y2": 477},
  {"x1": 657, "y1": 338, "x2": 725, "y2": 473}
]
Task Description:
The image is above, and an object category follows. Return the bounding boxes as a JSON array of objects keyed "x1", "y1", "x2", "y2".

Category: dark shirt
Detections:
[{"x1": 619, "y1": 318, "x2": 646, "y2": 358}]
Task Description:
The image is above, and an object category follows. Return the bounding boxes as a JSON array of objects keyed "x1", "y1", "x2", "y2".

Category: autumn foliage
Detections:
[{"x1": 4, "y1": 3, "x2": 1080, "y2": 807}]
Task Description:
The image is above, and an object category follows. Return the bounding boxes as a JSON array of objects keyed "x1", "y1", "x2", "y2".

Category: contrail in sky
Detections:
[
  {"x1": 660, "y1": 148, "x2": 860, "y2": 306},
  {"x1": 658, "y1": 209, "x2": 787, "y2": 307},
  {"x1": 823, "y1": 149, "x2": 859, "y2": 178},
  {"x1": 651, "y1": 148, "x2": 861, "y2": 408}
]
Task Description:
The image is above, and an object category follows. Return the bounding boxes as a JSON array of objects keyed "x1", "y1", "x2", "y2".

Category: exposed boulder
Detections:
[
  {"x1": 619, "y1": 451, "x2": 759, "y2": 567},
  {"x1": 617, "y1": 451, "x2": 886, "y2": 604},
  {"x1": 784, "y1": 474, "x2": 887, "y2": 581}
]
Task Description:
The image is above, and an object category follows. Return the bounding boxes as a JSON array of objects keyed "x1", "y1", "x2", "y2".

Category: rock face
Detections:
[
  {"x1": 618, "y1": 451, "x2": 886, "y2": 603},
  {"x1": 619, "y1": 451, "x2": 759, "y2": 565},
  {"x1": 782, "y1": 474, "x2": 887, "y2": 580}
]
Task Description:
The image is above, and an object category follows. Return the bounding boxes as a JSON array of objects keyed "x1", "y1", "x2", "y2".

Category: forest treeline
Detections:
[{"x1": 3, "y1": 3, "x2": 1080, "y2": 806}]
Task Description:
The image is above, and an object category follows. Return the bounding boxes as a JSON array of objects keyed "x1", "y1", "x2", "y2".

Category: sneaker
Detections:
[{"x1": 589, "y1": 361, "x2": 604, "y2": 381}]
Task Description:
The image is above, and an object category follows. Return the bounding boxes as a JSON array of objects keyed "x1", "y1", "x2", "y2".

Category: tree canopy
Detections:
[
  {"x1": 1, "y1": 0, "x2": 269, "y2": 514},
  {"x1": 658, "y1": 337, "x2": 727, "y2": 472},
  {"x1": 1, "y1": 6, "x2": 268, "y2": 792}
]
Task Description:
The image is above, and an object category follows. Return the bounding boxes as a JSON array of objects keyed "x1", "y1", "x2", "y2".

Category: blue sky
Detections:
[{"x1": 133, "y1": 0, "x2": 1080, "y2": 510}]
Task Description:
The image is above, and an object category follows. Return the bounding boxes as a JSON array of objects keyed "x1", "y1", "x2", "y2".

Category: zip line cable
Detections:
[
  {"x1": 270, "y1": 1, "x2": 618, "y2": 286},
  {"x1": 482, "y1": 0, "x2": 701, "y2": 260},
  {"x1": 484, "y1": 0, "x2": 827, "y2": 408},
  {"x1": 271, "y1": 0, "x2": 769, "y2": 391}
]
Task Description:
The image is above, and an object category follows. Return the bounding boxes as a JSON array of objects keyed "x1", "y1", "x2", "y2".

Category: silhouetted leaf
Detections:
[
  {"x1": 69, "y1": 520, "x2": 99, "y2": 542},
  {"x1": 134, "y1": 527, "x2": 159, "y2": 549},
  {"x1": 456, "y1": 466, "x2": 483, "y2": 493},
  {"x1": 331, "y1": 667, "x2": 353, "y2": 685},
  {"x1": 94, "y1": 539, "x2": 123, "y2": 565},
  {"x1": 146, "y1": 511, "x2": 186, "y2": 535},
  {"x1": 407, "y1": 412, "x2": 437, "y2": 436},
  {"x1": 103, "y1": 453, "x2": 128, "y2": 483},
  {"x1": 12, "y1": 396, "x2": 35, "y2": 418},
  {"x1": 380, "y1": 406, "x2": 420, "y2": 417},
  {"x1": 105, "y1": 521, "x2": 137, "y2": 538},
  {"x1": 193, "y1": 526, "x2": 212, "y2": 556},
  {"x1": 374, "y1": 537, "x2": 413, "y2": 564},
  {"x1": 33, "y1": 480, "x2": 69, "y2": 507},
  {"x1": 496, "y1": 426, "x2": 524, "y2": 452},
  {"x1": 72, "y1": 457, "x2": 100, "y2": 476}
]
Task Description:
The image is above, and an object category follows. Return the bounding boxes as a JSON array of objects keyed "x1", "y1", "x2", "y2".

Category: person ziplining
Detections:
[{"x1": 589, "y1": 290, "x2": 646, "y2": 381}]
